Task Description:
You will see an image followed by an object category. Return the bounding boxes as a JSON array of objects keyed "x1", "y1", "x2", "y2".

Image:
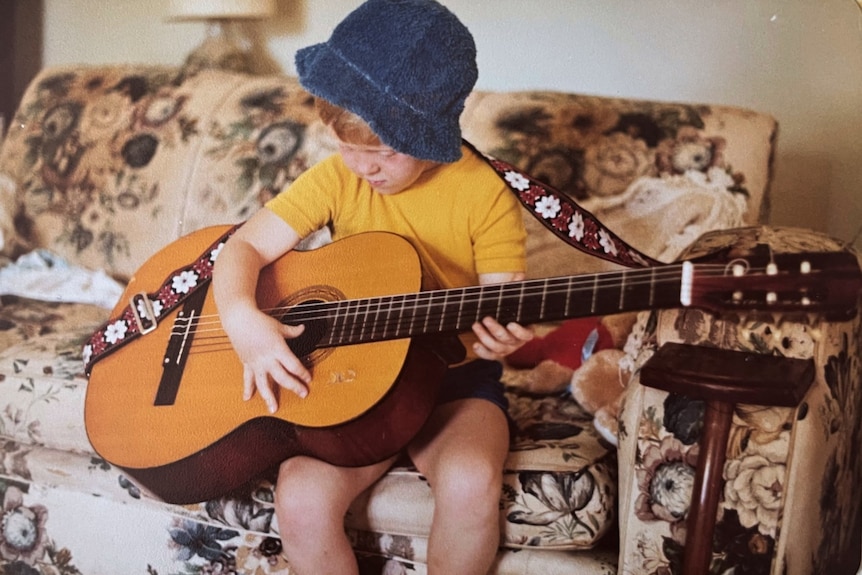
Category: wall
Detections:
[{"x1": 40, "y1": 0, "x2": 862, "y2": 249}]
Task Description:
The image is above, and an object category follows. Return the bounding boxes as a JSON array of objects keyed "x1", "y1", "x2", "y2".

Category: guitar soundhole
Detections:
[
  {"x1": 282, "y1": 299, "x2": 329, "y2": 366},
  {"x1": 274, "y1": 285, "x2": 344, "y2": 367}
]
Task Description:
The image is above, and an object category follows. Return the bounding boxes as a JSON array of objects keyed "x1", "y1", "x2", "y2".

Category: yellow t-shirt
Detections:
[{"x1": 266, "y1": 145, "x2": 526, "y2": 291}]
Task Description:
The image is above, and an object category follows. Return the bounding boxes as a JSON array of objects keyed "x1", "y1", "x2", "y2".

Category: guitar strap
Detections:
[
  {"x1": 465, "y1": 140, "x2": 660, "y2": 269},
  {"x1": 83, "y1": 141, "x2": 658, "y2": 375}
]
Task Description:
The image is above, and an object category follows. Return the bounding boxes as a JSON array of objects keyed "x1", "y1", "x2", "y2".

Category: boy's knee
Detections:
[
  {"x1": 275, "y1": 484, "x2": 334, "y2": 545},
  {"x1": 434, "y1": 458, "x2": 502, "y2": 506},
  {"x1": 275, "y1": 460, "x2": 327, "y2": 517}
]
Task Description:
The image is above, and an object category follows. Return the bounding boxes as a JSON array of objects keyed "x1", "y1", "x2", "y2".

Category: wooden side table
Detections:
[{"x1": 640, "y1": 342, "x2": 815, "y2": 575}]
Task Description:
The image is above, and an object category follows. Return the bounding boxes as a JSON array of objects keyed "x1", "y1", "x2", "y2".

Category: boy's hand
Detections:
[
  {"x1": 471, "y1": 316, "x2": 534, "y2": 361},
  {"x1": 222, "y1": 307, "x2": 312, "y2": 414},
  {"x1": 471, "y1": 272, "x2": 533, "y2": 360},
  {"x1": 211, "y1": 211, "x2": 310, "y2": 414}
]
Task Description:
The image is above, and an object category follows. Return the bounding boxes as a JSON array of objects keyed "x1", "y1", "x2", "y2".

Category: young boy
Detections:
[{"x1": 212, "y1": 1, "x2": 532, "y2": 573}]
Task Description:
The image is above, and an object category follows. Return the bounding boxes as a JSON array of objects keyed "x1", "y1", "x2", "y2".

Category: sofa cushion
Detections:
[
  {"x1": 0, "y1": 437, "x2": 618, "y2": 574},
  {"x1": 0, "y1": 296, "x2": 104, "y2": 454},
  {"x1": 0, "y1": 66, "x2": 193, "y2": 279}
]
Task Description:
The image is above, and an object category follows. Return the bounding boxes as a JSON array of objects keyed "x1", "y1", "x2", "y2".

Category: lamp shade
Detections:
[{"x1": 168, "y1": 0, "x2": 275, "y2": 20}]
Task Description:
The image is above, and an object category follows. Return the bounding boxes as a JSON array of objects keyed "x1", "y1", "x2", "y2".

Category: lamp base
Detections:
[{"x1": 181, "y1": 20, "x2": 253, "y2": 76}]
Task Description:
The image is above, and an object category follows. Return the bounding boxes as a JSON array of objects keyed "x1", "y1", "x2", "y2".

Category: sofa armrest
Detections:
[{"x1": 640, "y1": 343, "x2": 815, "y2": 575}]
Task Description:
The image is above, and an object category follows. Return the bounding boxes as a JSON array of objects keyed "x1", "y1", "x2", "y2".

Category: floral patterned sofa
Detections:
[{"x1": 0, "y1": 65, "x2": 859, "y2": 575}]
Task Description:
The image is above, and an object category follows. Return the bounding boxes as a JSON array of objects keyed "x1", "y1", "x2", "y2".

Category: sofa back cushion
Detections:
[
  {"x1": 0, "y1": 66, "x2": 333, "y2": 280},
  {"x1": 462, "y1": 91, "x2": 777, "y2": 279},
  {"x1": 0, "y1": 65, "x2": 777, "y2": 283}
]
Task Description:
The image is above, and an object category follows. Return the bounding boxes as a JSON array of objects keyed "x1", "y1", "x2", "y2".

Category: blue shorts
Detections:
[{"x1": 437, "y1": 359, "x2": 509, "y2": 415}]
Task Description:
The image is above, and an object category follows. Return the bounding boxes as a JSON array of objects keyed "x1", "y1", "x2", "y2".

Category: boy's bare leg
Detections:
[
  {"x1": 274, "y1": 454, "x2": 395, "y2": 575},
  {"x1": 408, "y1": 398, "x2": 510, "y2": 575}
]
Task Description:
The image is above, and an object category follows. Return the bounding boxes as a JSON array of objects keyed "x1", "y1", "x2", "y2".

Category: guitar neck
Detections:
[{"x1": 285, "y1": 265, "x2": 687, "y2": 348}]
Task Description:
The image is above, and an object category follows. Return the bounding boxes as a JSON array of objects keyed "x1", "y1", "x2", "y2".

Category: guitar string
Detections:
[
  {"x1": 177, "y1": 262, "x2": 790, "y2": 338},
  {"x1": 179, "y1": 263, "x2": 725, "y2": 333},
  {"x1": 181, "y1": 265, "x2": 704, "y2": 353},
  {"x1": 158, "y1": 262, "x2": 802, "y2": 354}
]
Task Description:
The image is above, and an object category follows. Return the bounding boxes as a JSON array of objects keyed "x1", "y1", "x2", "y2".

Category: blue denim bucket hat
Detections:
[{"x1": 295, "y1": 0, "x2": 478, "y2": 163}]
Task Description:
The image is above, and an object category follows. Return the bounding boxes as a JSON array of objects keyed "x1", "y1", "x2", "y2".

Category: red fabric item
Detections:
[{"x1": 507, "y1": 317, "x2": 615, "y2": 371}]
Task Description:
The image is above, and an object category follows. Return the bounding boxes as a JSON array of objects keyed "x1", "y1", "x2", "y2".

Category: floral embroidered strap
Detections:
[
  {"x1": 465, "y1": 140, "x2": 660, "y2": 269},
  {"x1": 83, "y1": 225, "x2": 240, "y2": 375}
]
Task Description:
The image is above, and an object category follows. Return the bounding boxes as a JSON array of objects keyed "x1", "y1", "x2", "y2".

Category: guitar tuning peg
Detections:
[{"x1": 731, "y1": 263, "x2": 747, "y2": 277}]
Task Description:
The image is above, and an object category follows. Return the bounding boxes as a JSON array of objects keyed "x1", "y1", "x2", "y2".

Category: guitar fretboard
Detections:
[{"x1": 280, "y1": 266, "x2": 687, "y2": 348}]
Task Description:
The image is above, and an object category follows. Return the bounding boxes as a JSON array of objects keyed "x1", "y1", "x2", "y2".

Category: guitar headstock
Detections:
[{"x1": 689, "y1": 251, "x2": 862, "y2": 321}]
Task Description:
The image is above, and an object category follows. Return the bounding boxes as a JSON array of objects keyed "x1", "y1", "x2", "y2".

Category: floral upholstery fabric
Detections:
[
  {"x1": 0, "y1": 66, "x2": 333, "y2": 280},
  {"x1": 0, "y1": 65, "x2": 794, "y2": 574},
  {"x1": 460, "y1": 90, "x2": 776, "y2": 279},
  {"x1": 0, "y1": 67, "x2": 777, "y2": 278}
]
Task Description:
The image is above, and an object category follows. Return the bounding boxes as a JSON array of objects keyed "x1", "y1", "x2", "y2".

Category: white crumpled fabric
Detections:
[{"x1": 0, "y1": 249, "x2": 125, "y2": 309}]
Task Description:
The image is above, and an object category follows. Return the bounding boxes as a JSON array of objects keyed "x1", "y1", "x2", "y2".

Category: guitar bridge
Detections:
[{"x1": 130, "y1": 292, "x2": 158, "y2": 335}]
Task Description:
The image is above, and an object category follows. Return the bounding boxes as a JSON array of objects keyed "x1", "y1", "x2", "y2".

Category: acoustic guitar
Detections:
[{"x1": 84, "y1": 225, "x2": 862, "y2": 503}]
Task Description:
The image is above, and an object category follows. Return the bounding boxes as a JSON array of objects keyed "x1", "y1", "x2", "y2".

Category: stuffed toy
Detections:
[
  {"x1": 569, "y1": 347, "x2": 632, "y2": 445},
  {"x1": 507, "y1": 313, "x2": 638, "y2": 445}
]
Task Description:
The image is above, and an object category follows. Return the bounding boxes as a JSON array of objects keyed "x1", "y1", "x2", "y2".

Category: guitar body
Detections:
[{"x1": 85, "y1": 226, "x2": 451, "y2": 504}]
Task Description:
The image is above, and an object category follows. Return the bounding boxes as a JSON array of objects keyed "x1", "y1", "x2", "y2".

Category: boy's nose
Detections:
[{"x1": 358, "y1": 158, "x2": 380, "y2": 177}]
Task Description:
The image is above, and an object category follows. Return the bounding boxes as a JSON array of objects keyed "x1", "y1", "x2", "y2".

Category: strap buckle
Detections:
[{"x1": 130, "y1": 292, "x2": 158, "y2": 335}]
